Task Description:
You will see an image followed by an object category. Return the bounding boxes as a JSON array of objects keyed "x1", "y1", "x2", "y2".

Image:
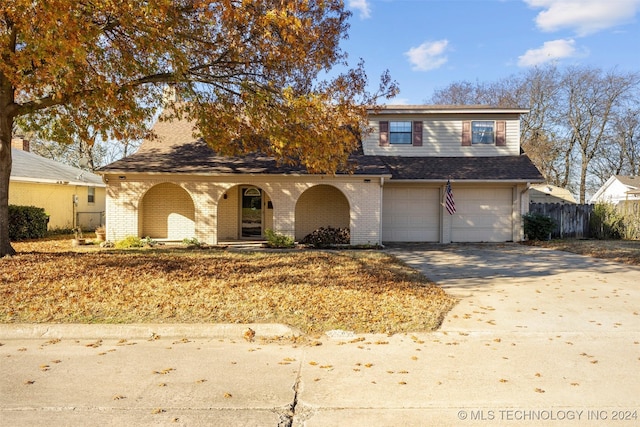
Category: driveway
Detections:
[
  {"x1": 389, "y1": 243, "x2": 640, "y2": 333},
  {"x1": 1, "y1": 244, "x2": 639, "y2": 426}
]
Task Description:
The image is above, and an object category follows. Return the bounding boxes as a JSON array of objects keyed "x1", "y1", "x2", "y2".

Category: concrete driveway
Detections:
[{"x1": 1, "y1": 244, "x2": 639, "y2": 426}]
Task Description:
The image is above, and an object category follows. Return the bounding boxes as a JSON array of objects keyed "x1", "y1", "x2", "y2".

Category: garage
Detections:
[
  {"x1": 382, "y1": 186, "x2": 440, "y2": 242},
  {"x1": 451, "y1": 187, "x2": 513, "y2": 242}
]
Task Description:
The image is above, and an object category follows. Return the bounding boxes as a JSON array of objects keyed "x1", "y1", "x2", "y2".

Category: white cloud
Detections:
[
  {"x1": 404, "y1": 40, "x2": 449, "y2": 71},
  {"x1": 525, "y1": 0, "x2": 640, "y2": 36},
  {"x1": 517, "y1": 38, "x2": 583, "y2": 66},
  {"x1": 348, "y1": 0, "x2": 371, "y2": 19}
]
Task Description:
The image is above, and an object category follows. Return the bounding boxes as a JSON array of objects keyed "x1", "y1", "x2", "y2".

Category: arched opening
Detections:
[
  {"x1": 295, "y1": 185, "x2": 350, "y2": 241},
  {"x1": 217, "y1": 185, "x2": 273, "y2": 241},
  {"x1": 140, "y1": 183, "x2": 195, "y2": 240}
]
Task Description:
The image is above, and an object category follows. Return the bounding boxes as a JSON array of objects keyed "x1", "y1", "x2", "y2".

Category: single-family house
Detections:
[
  {"x1": 529, "y1": 184, "x2": 577, "y2": 205},
  {"x1": 98, "y1": 105, "x2": 544, "y2": 245},
  {"x1": 589, "y1": 175, "x2": 640, "y2": 205},
  {"x1": 10, "y1": 138, "x2": 106, "y2": 230}
]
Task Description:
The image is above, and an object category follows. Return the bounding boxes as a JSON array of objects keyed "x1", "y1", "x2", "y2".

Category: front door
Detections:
[{"x1": 241, "y1": 187, "x2": 262, "y2": 238}]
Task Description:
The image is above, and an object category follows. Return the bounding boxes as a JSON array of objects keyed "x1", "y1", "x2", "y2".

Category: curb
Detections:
[{"x1": 0, "y1": 323, "x2": 299, "y2": 340}]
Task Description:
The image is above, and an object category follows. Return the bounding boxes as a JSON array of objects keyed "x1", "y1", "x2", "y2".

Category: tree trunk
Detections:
[{"x1": 0, "y1": 110, "x2": 17, "y2": 257}]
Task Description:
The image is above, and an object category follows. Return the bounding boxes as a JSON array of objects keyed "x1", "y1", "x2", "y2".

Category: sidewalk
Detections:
[{"x1": 1, "y1": 245, "x2": 639, "y2": 426}]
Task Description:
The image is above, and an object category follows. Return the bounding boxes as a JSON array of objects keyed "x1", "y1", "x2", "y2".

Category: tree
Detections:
[
  {"x1": 0, "y1": 0, "x2": 398, "y2": 256},
  {"x1": 428, "y1": 65, "x2": 640, "y2": 201},
  {"x1": 561, "y1": 66, "x2": 639, "y2": 203}
]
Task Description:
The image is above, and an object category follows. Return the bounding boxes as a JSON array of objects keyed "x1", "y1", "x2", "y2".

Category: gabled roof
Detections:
[
  {"x1": 614, "y1": 175, "x2": 639, "y2": 188},
  {"x1": 529, "y1": 184, "x2": 577, "y2": 204},
  {"x1": 11, "y1": 148, "x2": 105, "y2": 187},
  {"x1": 98, "y1": 110, "x2": 543, "y2": 183},
  {"x1": 589, "y1": 175, "x2": 640, "y2": 203}
]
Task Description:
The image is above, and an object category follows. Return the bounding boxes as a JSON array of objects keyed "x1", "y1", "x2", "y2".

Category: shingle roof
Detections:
[
  {"x1": 98, "y1": 113, "x2": 543, "y2": 182},
  {"x1": 378, "y1": 156, "x2": 544, "y2": 181},
  {"x1": 99, "y1": 138, "x2": 542, "y2": 182},
  {"x1": 98, "y1": 138, "x2": 389, "y2": 175},
  {"x1": 11, "y1": 148, "x2": 105, "y2": 187},
  {"x1": 615, "y1": 175, "x2": 639, "y2": 188}
]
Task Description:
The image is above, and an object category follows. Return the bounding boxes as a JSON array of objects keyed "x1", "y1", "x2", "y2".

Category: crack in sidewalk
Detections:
[{"x1": 277, "y1": 375, "x2": 300, "y2": 427}]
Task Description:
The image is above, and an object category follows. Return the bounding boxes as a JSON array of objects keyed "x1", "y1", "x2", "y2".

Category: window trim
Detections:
[
  {"x1": 389, "y1": 121, "x2": 413, "y2": 145},
  {"x1": 462, "y1": 120, "x2": 507, "y2": 147},
  {"x1": 471, "y1": 121, "x2": 495, "y2": 145},
  {"x1": 379, "y1": 120, "x2": 423, "y2": 146}
]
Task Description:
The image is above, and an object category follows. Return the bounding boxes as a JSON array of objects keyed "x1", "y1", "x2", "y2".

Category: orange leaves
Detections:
[{"x1": 2, "y1": 241, "x2": 456, "y2": 333}]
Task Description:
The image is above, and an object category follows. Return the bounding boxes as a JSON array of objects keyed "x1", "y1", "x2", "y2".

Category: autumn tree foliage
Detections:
[{"x1": 0, "y1": 0, "x2": 398, "y2": 256}]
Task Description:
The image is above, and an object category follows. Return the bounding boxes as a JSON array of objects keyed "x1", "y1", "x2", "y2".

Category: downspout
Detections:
[
  {"x1": 379, "y1": 177, "x2": 385, "y2": 246},
  {"x1": 519, "y1": 182, "x2": 531, "y2": 241}
]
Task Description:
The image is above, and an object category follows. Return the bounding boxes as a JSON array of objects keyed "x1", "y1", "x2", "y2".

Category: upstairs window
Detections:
[
  {"x1": 472, "y1": 121, "x2": 495, "y2": 144},
  {"x1": 88, "y1": 187, "x2": 95, "y2": 204},
  {"x1": 389, "y1": 121, "x2": 413, "y2": 144},
  {"x1": 379, "y1": 121, "x2": 422, "y2": 146},
  {"x1": 462, "y1": 120, "x2": 506, "y2": 146}
]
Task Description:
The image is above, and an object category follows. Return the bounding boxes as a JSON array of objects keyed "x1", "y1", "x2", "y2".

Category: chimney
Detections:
[{"x1": 11, "y1": 137, "x2": 30, "y2": 152}]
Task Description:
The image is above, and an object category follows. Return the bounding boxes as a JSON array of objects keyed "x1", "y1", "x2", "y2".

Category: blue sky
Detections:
[{"x1": 341, "y1": 0, "x2": 640, "y2": 104}]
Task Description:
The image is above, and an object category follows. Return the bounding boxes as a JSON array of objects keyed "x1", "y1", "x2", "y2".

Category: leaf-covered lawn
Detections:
[
  {"x1": 524, "y1": 239, "x2": 640, "y2": 266},
  {"x1": 1, "y1": 238, "x2": 456, "y2": 334}
]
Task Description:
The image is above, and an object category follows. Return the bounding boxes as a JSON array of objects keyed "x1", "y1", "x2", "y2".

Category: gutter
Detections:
[
  {"x1": 386, "y1": 179, "x2": 544, "y2": 184},
  {"x1": 11, "y1": 176, "x2": 106, "y2": 187}
]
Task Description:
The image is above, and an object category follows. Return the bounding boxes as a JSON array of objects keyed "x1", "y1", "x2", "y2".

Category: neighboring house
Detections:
[
  {"x1": 98, "y1": 105, "x2": 544, "y2": 244},
  {"x1": 10, "y1": 138, "x2": 106, "y2": 230},
  {"x1": 529, "y1": 184, "x2": 577, "y2": 205},
  {"x1": 589, "y1": 175, "x2": 640, "y2": 205}
]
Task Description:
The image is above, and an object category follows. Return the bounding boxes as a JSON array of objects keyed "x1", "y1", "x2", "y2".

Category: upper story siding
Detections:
[{"x1": 363, "y1": 106, "x2": 527, "y2": 157}]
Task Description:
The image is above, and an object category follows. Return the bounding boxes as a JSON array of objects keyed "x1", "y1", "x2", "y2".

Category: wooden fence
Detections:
[{"x1": 529, "y1": 203, "x2": 593, "y2": 239}]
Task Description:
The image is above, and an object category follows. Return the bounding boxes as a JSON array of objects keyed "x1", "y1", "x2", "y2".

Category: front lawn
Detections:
[
  {"x1": 0, "y1": 238, "x2": 456, "y2": 334},
  {"x1": 524, "y1": 239, "x2": 640, "y2": 266}
]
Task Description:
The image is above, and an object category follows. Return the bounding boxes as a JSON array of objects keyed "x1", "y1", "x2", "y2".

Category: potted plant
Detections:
[
  {"x1": 95, "y1": 225, "x2": 106, "y2": 242},
  {"x1": 72, "y1": 227, "x2": 85, "y2": 247}
]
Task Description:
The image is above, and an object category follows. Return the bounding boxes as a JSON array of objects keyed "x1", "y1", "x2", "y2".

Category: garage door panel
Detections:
[
  {"x1": 451, "y1": 188, "x2": 513, "y2": 242},
  {"x1": 383, "y1": 187, "x2": 440, "y2": 242}
]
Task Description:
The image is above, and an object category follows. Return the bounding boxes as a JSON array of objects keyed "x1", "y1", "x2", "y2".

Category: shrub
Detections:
[
  {"x1": 264, "y1": 229, "x2": 295, "y2": 248},
  {"x1": 182, "y1": 237, "x2": 204, "y2": 248},
  {"x1": 590, "y1": 201, "x2": 640, "y2": 240},
  {"x1": 115, "y1": 236, "x2": 144, "y2": 249},
  {"x1": 8, "y1": 205, "x2": 49, "y2": 241},
  {"x1": 301, "y1": 226, "x2": 350, "y2": 248},
  {"x1": 523, "y1": 213, "x2": 556, "y2": 240},
  {"x1": 590, "y1": 202, "x2": 623, "y2": 239}
]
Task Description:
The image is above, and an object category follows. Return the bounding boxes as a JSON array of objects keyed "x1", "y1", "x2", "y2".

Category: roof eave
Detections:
[{"x1": 11, "y1": 176, "x2": 106, "y2": 187}]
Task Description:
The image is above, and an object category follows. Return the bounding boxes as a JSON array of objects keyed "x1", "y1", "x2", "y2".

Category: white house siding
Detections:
[
  {"x1": 590, "y1": 177, "x2": 640, "y2": 204},
  {"x1": 382, "y1": 185, "x2": 440, "y2": 242},
  {"x1": 450, "y1": 187, "x2": 514, "y2": 242},
  {"x1": 363, "y1": 114, "x2": 521, "y2": 157}
]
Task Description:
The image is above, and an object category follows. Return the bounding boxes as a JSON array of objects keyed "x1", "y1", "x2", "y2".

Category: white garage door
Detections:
[
  {"x1": 382, "y1": 187, "x2": 440, "y2": 242},
  {"x1": 451, "y1": 188, "x2": 513, "y2": 242}
]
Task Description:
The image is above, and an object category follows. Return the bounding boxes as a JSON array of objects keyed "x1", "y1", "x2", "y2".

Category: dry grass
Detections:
[
  {"x1": 1, "y1": 237, "x2": 456, "y2": 334},
  {"x1": 524, "y1": 239, "x2": 640, "y2": 266}
]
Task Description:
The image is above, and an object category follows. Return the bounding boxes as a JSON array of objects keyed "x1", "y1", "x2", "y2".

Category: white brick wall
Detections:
[{"x1": 104, "y1": 175, "x2": 383, "y2": 245}]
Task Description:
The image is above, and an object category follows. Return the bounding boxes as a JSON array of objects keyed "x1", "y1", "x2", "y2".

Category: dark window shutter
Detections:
[
  {"x1": 496, "y1": 120, "x2": 506, "y2": 146},
  {"x1": 462, "y1": 121, "x2": 471, "y2": 146},
  {"x1": 379, "y1": 121, "x2": 389, "y2": 146},
  {"x1": 412, "y1": 121, "x2": 423, "y2": 146}
]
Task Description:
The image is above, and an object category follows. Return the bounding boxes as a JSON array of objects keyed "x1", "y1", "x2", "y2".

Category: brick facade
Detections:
[{"x1": 103, "y1": 174, "x2": 383, "y2": 245}]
